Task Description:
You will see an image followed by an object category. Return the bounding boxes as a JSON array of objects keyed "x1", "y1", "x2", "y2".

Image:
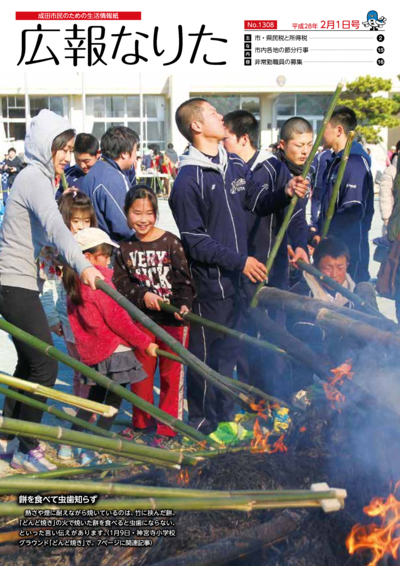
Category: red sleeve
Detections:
[{"x1": 94, "y1": 278, "x2": 152, "y2": 351}]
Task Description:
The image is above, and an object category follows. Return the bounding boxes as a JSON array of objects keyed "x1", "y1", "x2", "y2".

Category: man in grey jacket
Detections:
[{"x1": 0, "y1": 109, "x2": 102, "y2": 472}]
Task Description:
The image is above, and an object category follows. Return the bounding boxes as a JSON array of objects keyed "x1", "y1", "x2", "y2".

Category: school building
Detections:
[{"x1": 1, "y1": 72, "x2": 399, "y2": 160}]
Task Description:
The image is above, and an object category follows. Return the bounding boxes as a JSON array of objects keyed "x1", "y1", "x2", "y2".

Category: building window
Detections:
[
  {"x1": 86, "y1": 95, "x2": 166, "y2": 149},
  {"x1": 30, "y1": 96, "x2": 69, "y2": 118},
  {"x1": 274, "y1": 93, "x2": 331, "y2": 137},
  {"x1": 193, "y1": 95, "x2": 261, "y2": 120},
  {"x1": 0, "y1": 96, "x2": 26, "y2": 142}
]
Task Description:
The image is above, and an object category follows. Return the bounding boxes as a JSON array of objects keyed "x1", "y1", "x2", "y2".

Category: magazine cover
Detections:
[{"x1": 0, "y1": 1, "x2": 398, "y2": 564}]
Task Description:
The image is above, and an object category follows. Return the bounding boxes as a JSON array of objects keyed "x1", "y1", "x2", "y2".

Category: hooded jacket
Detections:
[
  {"x1": 0, "y1": 110, "x2": 92, "y2": 292},
  {"x1": 317, "y1": 142, "x2": 374, "y2": 282},
  {"x1": 169, "y1": 145, "x2": 290, "y2": 302},
  {"x1": 246, "y1": 149, "x2": 306, "y2": 289},
  {"x1": 81, "y1": 157, "x2": 134, "y2": 242}
]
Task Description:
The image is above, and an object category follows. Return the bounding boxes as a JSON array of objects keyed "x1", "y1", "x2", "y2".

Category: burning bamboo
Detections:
[
  {"x1": 321, "y1": 131, "x2": 356, "y2": 238},
  {"x1": 316, "y1": 308, "x2": 400, "y2": 352},
  {"x1": 155, "y1": 349, "x2": 295, "y2": 411},
  {"x1": 0, "y1": 316, "x2": 214, "y2": 448},
  {"x1": 256, "y1": 286, "x2": 396, "y2": 333},
  {"x1": 296, "y1": 259, "x2": 386, "y2": 320},
  {"x1": 250, "y1": 79, "x2": 346, "y2": 308},
  {"x1": 0, "y1": 372, "x2": 116, "y2": 417},
  {"x1": 0, "y1": 417, "x2": 200, "y2": 468},
  {"x1": 149, "y1": 511, "x2": 304, "y2": 566},
  {"x1": 250, "y1": 307, "x2": 330, "y2": 380}
]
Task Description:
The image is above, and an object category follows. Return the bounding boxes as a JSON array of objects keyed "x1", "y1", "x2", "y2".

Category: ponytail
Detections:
[{"x1": 62, "y1": 264, "x2": 83, "y2": 305}]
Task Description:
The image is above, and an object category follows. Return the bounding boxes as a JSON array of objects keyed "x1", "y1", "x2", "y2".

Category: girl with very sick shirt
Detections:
[{"x1": 113, "y1": 186, "x2": 194, "y2": 448}]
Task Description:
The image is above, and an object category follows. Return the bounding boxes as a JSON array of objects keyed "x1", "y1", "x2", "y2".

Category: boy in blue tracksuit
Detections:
[
  {"x1": 316, "y1": 106, "x2": 373, "y2": 283},
  {"x1": 310, "y1": 147, "x2": 333, "y2": 229},
  {"x1": 223, "y1": 111, "x2": 310, "y2": 292},
  {"x1": 169, "y1": 98, "x2": 309, "y2": 434},
  {"x1": 64, "y1": 133, "x2": 100, "y2": 191},
  {"x1": 81, "y1": 126, "x2": 137, "y2": 241}
]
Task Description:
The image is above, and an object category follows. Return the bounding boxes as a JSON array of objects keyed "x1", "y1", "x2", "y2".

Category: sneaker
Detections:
[
  {"x1": 0, "y1": 437, "x2": 19, "y2": 458},
  {"x1": 58, "y1": 445, "x2": 74, "y2": 460},
  {"x1": 11, "y1": 446, "x2": 57, "y2": 472}
]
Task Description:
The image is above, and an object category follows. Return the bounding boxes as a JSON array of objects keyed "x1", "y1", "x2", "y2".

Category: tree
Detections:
[{"x1": 340, "y1": 75, "x2": 400, "y2": 143}]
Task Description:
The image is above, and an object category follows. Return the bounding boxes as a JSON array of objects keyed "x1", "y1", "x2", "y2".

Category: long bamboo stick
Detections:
[
  {"x1": 0, "y1": 478, "x2": 344, "y2": 503},
  {"x1": 296, "y1": 259, "x2": 385, "y2": 319},
  {"x1": 60, "y1": 172, "x2": 68, "y2": 191},
  {"x1": 0, "y1": 317, "x2": 214, "y2": 448},
  {"x1": 0, "y1": 383, "x2": 123, "y2": 439},
  {"x1": 157, "y1": 302, "x2": 290, "y2": 359},
  {"x1": 250, "y1": 79, "x2": 346, "y2": 308},
  {"x1": 0, "y1": 498, "x2": 341, "y2": 515},
  {"x1": 0, "y1": 417, "x2": 200, "y2": 467},
  {"x1": 0, "y1": 431, "x2": 182, "y2": 470},
  {"x1": 321, "y1": 131, "x2": 355, "y2": 237},
  {"x1": 95, "y1": 280, "x2": 258, "y2": 409},
  {"x1": 155, "y1": 349, "x2": 295, "y2": 411},
  {"x1": 1, "y1": 463, "x2": 131, "y2": 481},
  {"x1": 0, "y1": 372, "x2": 116, "y2": 417},
  {"x1": 256, "y1": 285, "x2": 396, "y2": 332},
  {"x1": 0, "y1": 426, "x2": 182, "y2": 469}
]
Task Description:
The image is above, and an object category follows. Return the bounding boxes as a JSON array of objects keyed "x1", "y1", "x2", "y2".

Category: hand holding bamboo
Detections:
[
  {"x1": 321, "y1": 131, "x2": 355, "y2": 238},
  {"x1": 250, "y1": 79, "x2": 346, "y2": 308}
]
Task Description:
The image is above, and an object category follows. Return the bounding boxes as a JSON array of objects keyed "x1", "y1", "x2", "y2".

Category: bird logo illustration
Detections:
[{"x1": 362, "y1": 11, "x2": 387, "y2": 31}]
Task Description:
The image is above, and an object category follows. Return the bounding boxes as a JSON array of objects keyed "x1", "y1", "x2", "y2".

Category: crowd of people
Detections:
[{"x1": 0, "y1": 98, "x2": 397, "y2": 472}]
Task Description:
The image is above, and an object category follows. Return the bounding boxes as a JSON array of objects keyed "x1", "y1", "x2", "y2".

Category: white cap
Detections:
[{"x1": 74, "y1": 228, "x2": 120, "y2": 251}]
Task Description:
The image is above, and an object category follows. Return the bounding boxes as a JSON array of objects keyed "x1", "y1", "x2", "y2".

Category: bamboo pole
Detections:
[
  {"x1": 250, "y1": 79, "x2": 346, "y2": 308},
  {"x1": 0, "y1": 417, "x2": 200, "y2": 467},
  {"x1": 321, "y1": 131, "x2": 355, "y2": 238},
  {"x1": 0, "y1": 317, "x2": 214, "y2": 448},
  {"x1": 155, "y1": 349, "x2": 295, "y2": 411},
  {"x1": 0, "y1": 497, "x2": 341, "y2": 515},
  {"x1": 0, "y1": 383, "x2": 121, "y2": 439},
  {"x1": 316, "y1": 308, "x2": 400, "y2": 351},
  {"x1": 296, "y1": 259, "x2": 386, "y2": 319},
  {"x1": 0, "y1": 425, "x2": 182, "y2": 469},
  {"x1": 1, "y1": 463, "x2": 131, "y2": 481},
  {"x1": 256, "y1": 286, "x2": 396, "y2": 333},
  {"x1": 60, "y1": 172, "x2": 68, "y2": 191},
  {"x1": 95, "y1": 280, "x2": 260, "y2": 410},
  {"x1": 157, "y1": 301, "x2": 289, "y2": 358},
  {"x1": 149, "y1": 512, "x2": 303, "y2": 566},
  {"x1": 0, "y1": 372, "x2": 116, "y2": 417},
  {"x1": 0, "y1": 478, "x2": 344, "y2": 503}
]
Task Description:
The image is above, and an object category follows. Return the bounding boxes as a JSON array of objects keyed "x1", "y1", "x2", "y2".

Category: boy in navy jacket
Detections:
[
  {"x1": 169, "y1": 98, "x2": 309, "y2": 435},
  {"x1": 81, "y1": 126, "x2": 137, "y2": 242},
  {"x1": 224, "y1": 111, "x2": 310, "y2": 292},
  {"x1": 316, "y1": 106, "x2": 373, "y2": 283},
  {"x1": 64, "y1": 133, "x2": 100, "y2": 192}
]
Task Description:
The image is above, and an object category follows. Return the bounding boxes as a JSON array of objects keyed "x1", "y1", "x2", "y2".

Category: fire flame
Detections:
[
  {"x1": 250, "y1": 420, "x2": 287, "y2": 454},
  {"x1": 177, "y1": 468, "x2": 190, "y2": 486},
  {"x1": 347, "y1": 485, "x2": 400, "y2": 565},
  {"x1": 249, "y1": 400, "x2": 269, "y2": 421},
  {"x1": 323, "y1": 359, "x2": 354, "y2": 411}
]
